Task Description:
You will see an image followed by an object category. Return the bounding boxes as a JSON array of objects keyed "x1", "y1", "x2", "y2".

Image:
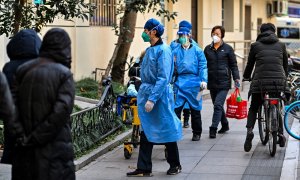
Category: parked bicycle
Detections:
[
  {"x1": 243, "y1": 78, "x2": 286, "y2": 156},
  {"x1": 284, "y1": 99, "x2": 300, "y2": 140}
]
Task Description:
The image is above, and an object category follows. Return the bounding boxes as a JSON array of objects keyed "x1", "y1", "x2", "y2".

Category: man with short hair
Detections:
[{"x1": 127, "y1": 18, "x2": 182, "y2": 177}]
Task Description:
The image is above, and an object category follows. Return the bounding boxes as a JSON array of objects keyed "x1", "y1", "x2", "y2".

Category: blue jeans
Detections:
[{"x1": 210, "y1": 89, "x2": 229, "y2": 128}]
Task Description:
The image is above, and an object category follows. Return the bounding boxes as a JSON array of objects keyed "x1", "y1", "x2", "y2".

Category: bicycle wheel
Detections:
[
  {"x1": 258, "y1": 105, "x2": 268, "y2": 145},
  {"x1": 268, "y1": 105, "x2": 277, "y2": 157},
  {"x1": 284, "y1": 101, "x2": 300, "y2": 140}
]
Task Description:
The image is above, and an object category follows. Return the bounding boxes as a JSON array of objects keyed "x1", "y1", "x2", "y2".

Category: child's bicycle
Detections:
[
  {"x1": 284, "y1": 89, "x2": 300, "y2": 140},
  {"x1": 116, "y1": 95, "x2": 140, "y2": 159}
]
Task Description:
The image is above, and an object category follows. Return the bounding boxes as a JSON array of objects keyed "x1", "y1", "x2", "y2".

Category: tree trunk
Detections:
[
  {"x1": 110, "y1": 10, "x2": 137, "y2": 84},
  {"x1": 13, "y1": 0, "x2": 25, "y2": 35},
  {"x1": 99, "y1": 6, "x2": 137, "y2": 96}
]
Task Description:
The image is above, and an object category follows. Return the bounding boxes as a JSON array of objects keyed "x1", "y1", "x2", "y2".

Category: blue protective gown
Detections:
[
  {"x1": 170, "y1": 39, "x2": 199, "y2": 110},
  {"x1": 173, "y1": 44, "x2": 208, "y2": 110},
  {"x1": 138, "y1": 42, "x2": 182, "y2": 143}
]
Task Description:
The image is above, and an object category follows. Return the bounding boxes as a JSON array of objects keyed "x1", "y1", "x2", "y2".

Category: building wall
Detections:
[{"x1": 0, "y1": 0, "x2": 275, "y2": 81}]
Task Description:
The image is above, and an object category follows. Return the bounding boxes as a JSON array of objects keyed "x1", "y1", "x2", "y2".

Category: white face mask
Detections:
[{"x1": 212, "y1": 35, "x2": 221, "y2": 43}]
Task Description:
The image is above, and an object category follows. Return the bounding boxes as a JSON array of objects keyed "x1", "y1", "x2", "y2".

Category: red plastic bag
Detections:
[
  {"x1": 226, "y1": 88, "x2": 239, "y2": 118},
  {"x1": 236, "y1": 100, "x2": 248, "y2": 119},
  {"x1": 226, "y1": 88, "x2": 248, "y2": 119}
]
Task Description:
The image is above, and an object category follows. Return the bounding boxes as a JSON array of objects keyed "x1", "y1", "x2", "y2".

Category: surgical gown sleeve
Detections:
[
  {"x1": 197, "y1": 48, "x2": 208, "y2": 83},
  {"x1": 148, "y1": 48, "x2": 172, "y2": 104}
]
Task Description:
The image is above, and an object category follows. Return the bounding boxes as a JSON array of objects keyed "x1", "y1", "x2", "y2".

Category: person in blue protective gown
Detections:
[
  {"x1": 170, "y1": 20, "x2": 199, "y2": 128},
  {"x1": 170, "y1": 20, "x2": 199, "y2": 50},
  {"x1": 173, "y1": 27, "x2": 208, "y2": 141},
  {"x1": 126, "y1": 18, "x2": 182, "y2": 177}
]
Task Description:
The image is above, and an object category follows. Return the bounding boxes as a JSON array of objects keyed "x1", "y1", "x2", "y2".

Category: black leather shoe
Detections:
[
  {"x1": 127, "y1": 169, "x2": 153, "y2": 177},
  {"x1": 192, "y1": 134, "x2": 200, "y2": 141},
  {"x1": 209, "y1": 127, "x2": 217, "y2": 138},
  {"x1": 218, "y1": 124, "x2": 229, "y2": 134},
  {"x1": 167, "y1": 165, "x2": 182, "y2": 175},
  {"x1": 244, "y1": 132, "x2": 254, "y2": 152},
  {"x1": 278, "y1": 134, "x2": 286, "y2": 147}
]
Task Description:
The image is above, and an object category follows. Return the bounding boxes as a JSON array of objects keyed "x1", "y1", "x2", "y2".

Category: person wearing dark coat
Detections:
[
  {"x1": 243, "y1": 23, "x2": 289, "y2": 152},
  {"x1": 1, "y1": 29, "x2": 41, "y2": 164},
  {"x1": 204, "y1": 25, "x2": 240, "y2": 139},
  {"x1": 11, "y1": 28, "x2": 75, "y2": 180},
  {"x1": 0, "y1": 71, "x2": 15, "y2": 162}
]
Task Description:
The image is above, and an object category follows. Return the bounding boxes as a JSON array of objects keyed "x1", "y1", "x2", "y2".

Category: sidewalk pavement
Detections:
[
  {"x1": 74, "y1": 83, "x2": 299, "y2": 180},
  {"x1": 1, "y1": 84, "x2": 300, "y2": 180}
]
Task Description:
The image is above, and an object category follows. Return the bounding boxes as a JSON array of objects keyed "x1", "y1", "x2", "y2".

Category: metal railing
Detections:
[
  {"x1": 227, "y1": 40, "x2": 254, "y2": 91},
  {"x1": 71, "y1": 78, "x2": 121, "y2": 156}
]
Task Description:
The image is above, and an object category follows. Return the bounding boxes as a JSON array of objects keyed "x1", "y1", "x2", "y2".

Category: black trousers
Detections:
[
  {"x1": 175, "y1": 105, "x2": 202, "y2": 135},
  {"x1": 137, "y1": 132, "x2": 180, "y2": 172},
  {"x1": 183, "y1": 108, "x2": 190, "y2": 122},
  {"x1": 246, "y1": 93, "x2": 283, "y2": 134}
]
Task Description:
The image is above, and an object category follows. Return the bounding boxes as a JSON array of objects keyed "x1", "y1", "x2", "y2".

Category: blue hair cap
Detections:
[
  {"x1": 179, "y1": 20, "x2": 192, "y2": 30},
  {"x1": 144, "y1": 18, "x2": 164, "y2": 37}
]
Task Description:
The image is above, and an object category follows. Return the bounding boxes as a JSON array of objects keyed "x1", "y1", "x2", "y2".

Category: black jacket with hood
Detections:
[
  {"x1": 243, "y1": 30, "x2": 289, "y2": 94},
  {"x1": 11, "y1": 28, "x2": 75, "y2": 180},
  {"x1": 1, "y1": 29, "x2": 41, "y2": 165},
  {"x1": 3, "y1": 29, "x2": 41, "y2": 88}
]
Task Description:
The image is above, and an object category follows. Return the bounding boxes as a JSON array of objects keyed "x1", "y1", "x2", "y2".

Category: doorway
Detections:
[{"x1": 244, "y1": 5, "x2": 251, "y2": 40}]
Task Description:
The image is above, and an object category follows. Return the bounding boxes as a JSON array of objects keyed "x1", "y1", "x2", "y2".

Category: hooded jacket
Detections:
[
  {"x1": 243, "y1": 31, "x2": 289, "y2": 94},
  {"x1": 11, "y1": 28, "x2": 75, "y2": 180},
  {"x1": 1, "y1": 29, "x2": 41, "y2": 164},
  {"x1": 3, "y1": 29, "x2": 41, "y2": 87}
]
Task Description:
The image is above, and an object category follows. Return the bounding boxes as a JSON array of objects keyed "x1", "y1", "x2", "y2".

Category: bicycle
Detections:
[
  {"x1": 284, "y1": 99, "x2": 300, "y2": 140},
  {"x1": 243, "y1": 79, "x2": 285, "y2": 156}
]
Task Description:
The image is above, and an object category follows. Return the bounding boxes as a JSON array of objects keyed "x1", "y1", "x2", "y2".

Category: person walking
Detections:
[
  {"x1": 204, "y1": 25, "x2": 240, "y2": 138},
  {"x1": 10, "y1": 28, "x2": 76, "y2": 180},
  {"x1": 172, "y1": 26, "x2": 208, "y2": 141},
  {"x1": 1, "y1": 29, "x2": 41, "y2": 164},
  {"x1": 243, "y1": 23, "x2": 289, "y2": 152},
  {"x1": 127, "y1": 18, "x2": 182, "y2": 177},
  {"x1": 170, "y1": 20, "x2": 200, "y2": 128}
]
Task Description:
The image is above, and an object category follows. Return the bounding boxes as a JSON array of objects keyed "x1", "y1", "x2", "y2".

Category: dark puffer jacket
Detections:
[
  {"x1": 3, "y1": 29, "x2": 41, "y2": 88},
  {"x1": 11, "y1": 28, "x2": 75, "y2": 180},
  {"x1": 0, "y1": 71, "x2": 15, "y2": 138},
  {"x1": 1, "y1": 29, "x2": 41, "y2": 164},
  {"x1": 204, "y1": 42, "x2": 240, "y2": 90},
  {"x1": 243, "y1": 31, "x2": 288, "y2": 94}
]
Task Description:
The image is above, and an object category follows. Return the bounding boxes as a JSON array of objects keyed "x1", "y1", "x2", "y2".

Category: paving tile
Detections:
[
  {"x1": 244, "y1": 166, "x2": 282, "y2": 176},
  {"x1": 211, "y1": 144, "x2": 248, "y2": 152},
  {"x1": 200, "y1": 157, "x2": 250, "y2": 166},
  {"x1": 204, "y1": 150, "x2": 252, "y2": 159},
  {"x1": 242, "y1": 175, "x2": 279, "y2": 180},
  {"x1": 187, "y1": 173, "x2": 243, "y2": 180},
  {"x1": 191, "y1": 164, "x2": 246, "y2": 175}
]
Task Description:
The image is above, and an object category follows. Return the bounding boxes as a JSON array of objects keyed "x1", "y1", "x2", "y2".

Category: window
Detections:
[
  {"x1": 90, "y1": 0, "x2": 117, "y2": 26},
  {"x1": 222, "y1": 0, "x2": 234, "y2": 32}
]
